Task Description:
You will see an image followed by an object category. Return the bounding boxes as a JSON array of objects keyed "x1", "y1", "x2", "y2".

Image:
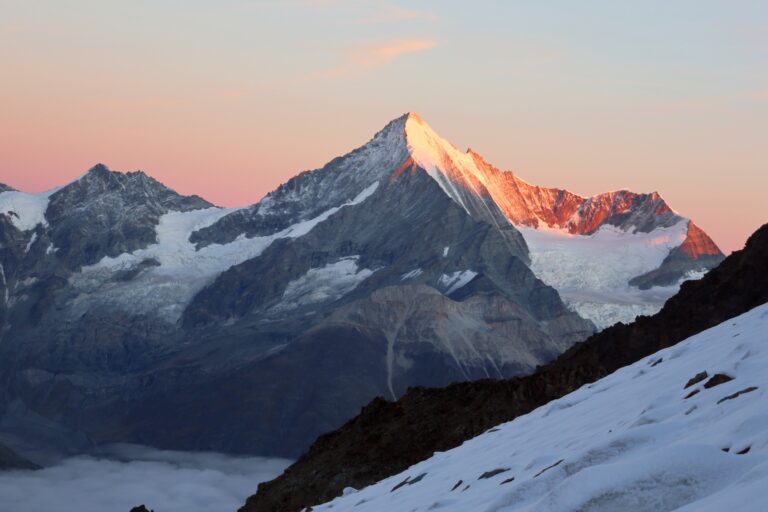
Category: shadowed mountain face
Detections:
[
  {"x1": 0, "y1": 113, "x2": 720, "y2": 464},
  {"x1": 0, "y1": 442, "x2": 38, "y2": 471},
  {"x1": 241, "y1": 223, "x2": 767, "y2": 512}
]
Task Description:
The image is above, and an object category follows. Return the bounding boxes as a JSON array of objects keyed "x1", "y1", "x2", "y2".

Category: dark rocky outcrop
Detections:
[
  {"x1": 242, "y1": 222, "x2": 768, "y2": 512},
  {"x1": 684, "y1": 371, "x2": 708, "y2": 389},
  {"x1": 703, "y1": 373, "x2": 733, "y2": 389},
  {"x1": 717, "y1": 387, "x2": 758, "y2": 404},
  {"x1": 0, "y1": 441, "x2": 39, "y2": 471}
]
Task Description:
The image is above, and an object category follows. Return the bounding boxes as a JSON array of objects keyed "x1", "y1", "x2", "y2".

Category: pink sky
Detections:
[{"x1": 1, "y1": 1, "x2": 766, "y2": 254}]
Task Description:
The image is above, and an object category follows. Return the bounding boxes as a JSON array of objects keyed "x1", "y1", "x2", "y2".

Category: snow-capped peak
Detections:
[
  {"x1": 374, "y1": 113, "x2": 723, "y2": 329},
  {"x1": 403, "y1": 115, "x2": 487, "y2": 200},
  {"x1": 403, "y1": 112, "x2": 471, "y2": 170},
  {"x1": 372, "y1": 112, "x2": 479, "y2": 184}
]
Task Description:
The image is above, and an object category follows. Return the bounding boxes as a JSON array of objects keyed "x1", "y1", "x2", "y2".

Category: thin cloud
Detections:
[{"x1": 314, "y1": 38, "x2": 437, "y2": 79}]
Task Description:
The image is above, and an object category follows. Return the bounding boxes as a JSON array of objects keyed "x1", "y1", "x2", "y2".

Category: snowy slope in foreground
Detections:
[{"x1": 315, "y1": 303, "x2": 768, "y2": 512}]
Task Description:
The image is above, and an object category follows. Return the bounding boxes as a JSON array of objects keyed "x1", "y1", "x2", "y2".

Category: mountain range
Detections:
[{"x1": 0, "y1": 113, "x2": 723, "y2": 461}]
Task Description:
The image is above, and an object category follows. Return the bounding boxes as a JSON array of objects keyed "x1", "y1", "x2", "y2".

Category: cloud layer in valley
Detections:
[{"x1": 0, "y1": 445, "x2": 290, "y2": 512}]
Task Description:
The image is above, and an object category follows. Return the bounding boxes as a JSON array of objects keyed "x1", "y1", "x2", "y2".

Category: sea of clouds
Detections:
[{"x1": 0, "y1": 444, "x2": 290, "y2": 512}]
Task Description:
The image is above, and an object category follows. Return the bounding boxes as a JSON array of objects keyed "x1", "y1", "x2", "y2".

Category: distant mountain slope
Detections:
[
  {"x1": 242, "y1": 222, "x2": 766, "y2": 512},
  {"x1": 312, "y1": 301, "x2": 768, "y2": 512},
  {"x1": 0, "y1": 442, "x2": 38, "y2": 471}
]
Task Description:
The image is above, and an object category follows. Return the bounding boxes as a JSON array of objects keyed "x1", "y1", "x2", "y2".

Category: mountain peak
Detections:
[
  {"x1": 403, "y1": 111, "x2": 424, "y2": 122},
  {"x1": 54, "y1": 164, "x2": 213, "y2": 212},
  {"x1": 400, "y1": 113, "x2": 473, "y2": 178},
  {"x1": 374, "y1": 112, "x2": 461, "y2": 161},
  {"x1": 83, "y1": 163, "x2": 150, "y2": 182},
  {"x1": 87, "y1": 163, "x2": 112, "y2": 175}
]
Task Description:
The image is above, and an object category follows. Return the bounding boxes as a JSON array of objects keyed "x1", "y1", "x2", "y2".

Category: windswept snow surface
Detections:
[
  {"x1": 70, "y1": 183, "x2": 379, "y2": 321},
  {"x1": 520, "y1": 222, "x2": 692, "y2": 329},
  {"x1": 0, "y1": 190, "x2": 54, "y2": 231},
  {"x1": 315, "y1": 302, "x2": 768, "y2": 512}
]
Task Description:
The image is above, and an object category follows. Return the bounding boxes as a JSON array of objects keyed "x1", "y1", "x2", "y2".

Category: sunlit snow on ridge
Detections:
[{"x1": 315, "y1": 302, "x2": 768, "y2": 512}]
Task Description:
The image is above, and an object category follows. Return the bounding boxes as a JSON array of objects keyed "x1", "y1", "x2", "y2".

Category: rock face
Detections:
[
  {"x1": 0, "y1": 113, "x2": 721, "y2": 462},
  {"x1": 463, "y1": 150, "x2": 681, "y2": 235},
  {"x1": 241, "y1": 222, "x2": 767, "y2": 512},
  {"x1": 0, "y1": 441, "x2": 39, "y2": 471},
  {"x1": 629, "y1": 221, "x2": 724, "y2": 289},
  {"x1": 45, "y1": 164, "x2": 212, "y2": 271}
]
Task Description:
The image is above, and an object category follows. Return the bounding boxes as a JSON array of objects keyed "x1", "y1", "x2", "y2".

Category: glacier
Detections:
[{"x1": 520, "y1": 221, "x2": 693, "y2": 328}]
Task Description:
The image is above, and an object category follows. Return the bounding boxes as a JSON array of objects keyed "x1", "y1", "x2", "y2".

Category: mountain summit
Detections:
[{"x1": 192, "y1": 112, "x2": 723, "y2": 327}]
